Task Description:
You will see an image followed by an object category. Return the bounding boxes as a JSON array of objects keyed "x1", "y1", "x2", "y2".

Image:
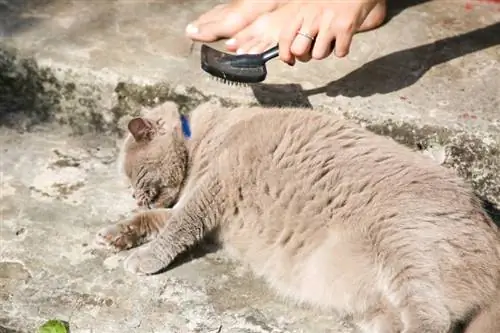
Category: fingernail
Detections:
[
  {"x1": 236, "y1": 48, "x2": 245, "y2": 55},
  {"x1": 185, "y1": 23, "x2": 199, "y2": 35},
  {"x1": 248, "y1": 48, "x2": 259, "y2": 54},
  {"x1": 225, "y1": 38, "x2": 236, "y2": 46}
]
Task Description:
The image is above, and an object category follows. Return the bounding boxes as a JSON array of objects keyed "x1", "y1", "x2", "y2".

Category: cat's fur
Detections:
[{"x1": 97, "y1": 101, "x2": 500, "y2": 333}]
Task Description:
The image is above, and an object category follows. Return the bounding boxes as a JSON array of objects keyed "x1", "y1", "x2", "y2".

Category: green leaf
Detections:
[{"x1": 38, "y1": 320, "x2": 68, "y2": 333}]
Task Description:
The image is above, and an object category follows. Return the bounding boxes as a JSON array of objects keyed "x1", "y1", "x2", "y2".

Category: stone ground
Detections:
[{"x1": 0, "y1": 0, "x2": 499, "y2": 332}]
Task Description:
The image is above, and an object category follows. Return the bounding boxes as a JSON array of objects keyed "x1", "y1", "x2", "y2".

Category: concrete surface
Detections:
[{"x1": 0, "y1": 0, "x2": 499, "y2": 332}]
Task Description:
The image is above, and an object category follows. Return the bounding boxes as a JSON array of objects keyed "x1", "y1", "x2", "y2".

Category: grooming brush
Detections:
[{"x1": 200, "y1": 43, "x2": 279, "y2": 85}]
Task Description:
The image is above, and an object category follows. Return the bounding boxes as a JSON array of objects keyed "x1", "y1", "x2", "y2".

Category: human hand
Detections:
[{"x1": 278, "y1": 0, "x2": 386, "y2": 65}]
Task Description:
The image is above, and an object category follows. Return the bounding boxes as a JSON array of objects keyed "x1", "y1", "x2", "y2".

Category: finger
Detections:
[
  {"x1": 192, "y1": 4, "x2": 226, "y2": 26},
  {"x1": 187, "y1": 10, "x2": 246, "y2": 42},
  {"x1": 248, "y1": 40, "x2": 273, "y2": 55},
  {"x1": 279, "y1": 13, "x2": 303, "y2": 65},
  {"x1": 333, "y1": 19, "x2": 356, "y2": 58},
  {"x1": 290, "y1": 9, "x2": 319, "y2": 59},
  {"x1": 236, "y1": 37, "x2": 261, "y2": 54},
  {"x1": 334, "y1": 32, "x2": 353, "y2": 58},
  {"x1": 225, "y1": 26, "x2": 255, "y2": 52},
  {"x1": 249, "y1": 40, "x2": 276, "y2": 55},
  {"x1": 312, "y1": 10, "x2": 337, "y2": 60},
  {"x1": 186, "y1": 21, "x2": 220, "y2": 42},
  {"x1": 185, "y1": 5, "x2": 227, "y2": 40}
]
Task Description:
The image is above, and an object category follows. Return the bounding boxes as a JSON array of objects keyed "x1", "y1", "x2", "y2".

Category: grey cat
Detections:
[{"x1": 96, "y1": 101, "x2": 500, "y2": 333}]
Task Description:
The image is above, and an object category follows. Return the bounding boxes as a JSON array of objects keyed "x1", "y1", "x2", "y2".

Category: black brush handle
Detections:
[
  {"x1": 226, "y1": 45, "x2": 280, "y2": 68},
  {"x1": 261, "y1": 45, "x2": 279, "y2": 62}
]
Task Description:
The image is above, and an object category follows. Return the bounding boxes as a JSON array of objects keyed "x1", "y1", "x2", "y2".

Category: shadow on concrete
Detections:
[
  {"x1": 251, "y1": 22, "x2": 500, "y2": 104},
  {"x1": 318, "y1": 22, "x2": 500, "y2": 98},
  {"x1": 154, "y1": 230, "x2": 221, "y2": 274},
  {"x1": 250, "y1": 83, "x2": 313, "y2": 108},
  {"x1": 0, "y1": 327, "x2": 23, "y2": 333},
  {"x1": 483, "y1": 197, "x2": 500, "y2": 227},
  {"x1": 0, "y1": 320, "x2": 24, "y2": 333},
  {"x1": 0, "y1": 0, "x2": 53, "y2": 37},
  {"x1": 385, "y1": 0, "x2": 432, "y2": 22}
]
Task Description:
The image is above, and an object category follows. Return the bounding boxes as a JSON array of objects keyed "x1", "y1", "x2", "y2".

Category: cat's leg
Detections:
[
  {"x1": 464, "y1": 290, "x2": 500, "y2": 333},
  {"x1": 150, "y1": 187, "x2": 181, "y2": 209},
  {"x1": 123, "y1": 174, "x2": 223, "y2": 275},
  {"x1": 96, "y1": 209, "x2": 172, "y2": 251},
  {"x1": 133, "y1": 186, "x2": 158, "y2": 208},
  {"x1": 394, "y1": 283, "x2": 452, "y2": 333},
  {"x1": 356, "y1": 307, "x2": 402, "y2": 333}
]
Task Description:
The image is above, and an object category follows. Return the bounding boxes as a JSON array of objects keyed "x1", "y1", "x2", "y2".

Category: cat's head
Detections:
[{"x1": 118, "y1": 102, "x2": 188, "y2": 208}]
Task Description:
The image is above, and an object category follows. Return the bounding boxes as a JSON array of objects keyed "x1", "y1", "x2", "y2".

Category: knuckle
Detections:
[
  {"x1": 322, "y1": 8, "x2": 336, "y2": 21},
  {"x1": 279, "y1": 25, "x2": 295, "y2": 43},
  {"x1": 336, "y1": 19, "x2": 355, "y2": 34}
]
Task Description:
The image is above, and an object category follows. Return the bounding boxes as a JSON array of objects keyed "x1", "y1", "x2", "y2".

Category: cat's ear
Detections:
[{"x1": 128, "y1": 117, "x2": 154, "y2": 142}]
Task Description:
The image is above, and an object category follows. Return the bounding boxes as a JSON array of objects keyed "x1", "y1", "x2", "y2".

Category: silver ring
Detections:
[{"x1": 297, "y1": 31, "x2": 315, "y2": 41}]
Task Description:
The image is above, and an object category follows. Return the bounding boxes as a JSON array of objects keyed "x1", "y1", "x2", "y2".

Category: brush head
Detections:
[
  {"x1": 201, "y1": 44, "x2": 268, "y2": 84},
  {"x1": 209, "y1": 76, "x2": 248, "y2": 87}
]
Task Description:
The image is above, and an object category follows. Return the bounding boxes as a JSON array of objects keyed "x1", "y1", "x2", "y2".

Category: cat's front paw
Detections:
[
  {"x1": 95, "y1": 223, "x2": 141, "y2": 252},
  {"x1": 123, "y1": 245, "x2": 169, "y2": 275},
  {"x1": 134, "y1": 187, "x2": 158, "y2": 208}
]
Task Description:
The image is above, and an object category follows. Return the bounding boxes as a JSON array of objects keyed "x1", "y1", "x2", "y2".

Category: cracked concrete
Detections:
[{"x1": 0, "y1": 0, "x2": 499, "y2": 332}]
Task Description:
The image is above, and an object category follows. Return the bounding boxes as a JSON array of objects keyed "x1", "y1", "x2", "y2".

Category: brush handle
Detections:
[
  {"x1": 226, "y1": 45, "x2": 279, "y2": 68},
  {"x1": 261, "y1": 41, "x2": 336, "y2": 62},
  {"x1": 261, "y1": 45, "x2": 280, "y2": 62}
]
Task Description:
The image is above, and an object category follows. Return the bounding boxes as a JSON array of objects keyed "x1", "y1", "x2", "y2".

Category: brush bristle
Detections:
[{"x1": 209, "y1": 75, "x2": 249, "y2": 87}]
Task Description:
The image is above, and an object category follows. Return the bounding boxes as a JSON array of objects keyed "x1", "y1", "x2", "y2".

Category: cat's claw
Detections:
[
  {"x1": 95, "y1": 224, "x2": 140, "y2": 252},
  {"x1": 124, "y1": 246, "x2": 168, "y2": 275}
]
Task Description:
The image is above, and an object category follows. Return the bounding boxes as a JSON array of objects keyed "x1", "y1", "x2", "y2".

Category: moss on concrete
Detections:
[
  {"x1": 110, "y1": 81, "x2": 242, "y2": 136},
  {"x1": 0, "y1": 45, "x2": 60, "y2": 130},
  {"x1": 0, "y1": 44, "x2": 245, "y2": 136},
  {"x1": 113, "y1": 82, "x2": 208, "y2": 113},
  {"x1": 0, "y1": 44, "x2": 110, "y2": 134}
]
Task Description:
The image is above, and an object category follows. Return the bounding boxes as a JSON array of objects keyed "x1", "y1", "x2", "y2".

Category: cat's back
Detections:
[
  {"x1": 213, "y1": 106, "x2": 458, "y2": 195},
  {"x1": 212, "y1": 106, "x2": 496, "y2": 237}
]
